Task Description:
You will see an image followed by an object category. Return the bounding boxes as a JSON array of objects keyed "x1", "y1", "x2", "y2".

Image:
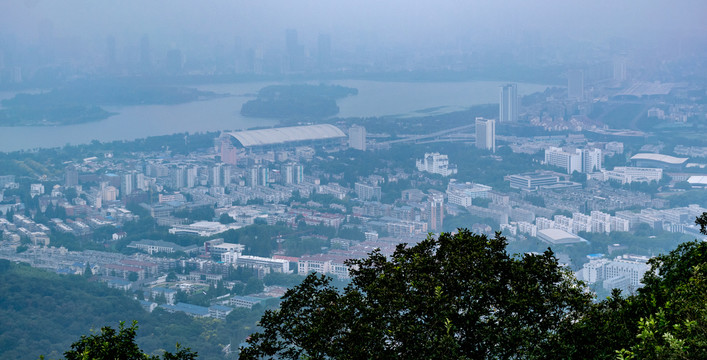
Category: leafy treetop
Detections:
[
  {"x1": 240, "y1": 229, "x2": 592, "y2": 359},
  {"x1": 61, "y1": 321, "x2": 197, "y2": 360}
]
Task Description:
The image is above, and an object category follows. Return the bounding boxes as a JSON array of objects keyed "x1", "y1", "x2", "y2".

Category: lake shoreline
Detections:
[{"x1": 0, "y1": 80, "x2": 549, "y2": 152}]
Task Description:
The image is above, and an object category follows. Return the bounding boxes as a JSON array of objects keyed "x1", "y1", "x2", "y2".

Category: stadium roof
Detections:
[
  {"x1": 630, "y1": 153, "x2": 688, "y2": 165},
  {"x1": 224, "y1": 124, "x2": 345, "y2": 148},
  {"x1": 615, "y1": 82, "x2": 676, "y2": 97},
  {"x1": 537, "y1": 229, "x2": 585, "y2": 245},
  {"x1": 688, "y1": 176, "x2": 707, "y2": 185}
]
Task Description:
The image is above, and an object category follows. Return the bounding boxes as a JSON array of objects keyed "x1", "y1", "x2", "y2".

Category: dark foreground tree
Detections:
[
  {"x1": 240, "y1": 230, "x2": 593, "y2": 359},
  {"x1": 564, "y1": 213, "x2": 707, "y2": 359},
  {"x1": 62, "y1": 321, "x2": 197, "y2": 360},
  {"x1": 614, "y1": 213, "x2": 707, "y2": 360}
]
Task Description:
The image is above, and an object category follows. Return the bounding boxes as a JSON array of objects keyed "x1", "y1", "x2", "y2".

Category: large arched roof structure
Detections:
[
  {"x1": 537, "y1": 229, "x2": 585, "y2": 245},
  {"x1": 630, "y1": 153, "x2": 687, "y2": 165},
  {"x1": 223, "y1": 124, "x2": 345, "y2": 148}
]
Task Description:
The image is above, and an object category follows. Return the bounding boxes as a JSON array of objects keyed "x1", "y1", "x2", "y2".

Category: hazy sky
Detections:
[{"x1": 1, "y1": 0, "x2": 705, "y2": 50}]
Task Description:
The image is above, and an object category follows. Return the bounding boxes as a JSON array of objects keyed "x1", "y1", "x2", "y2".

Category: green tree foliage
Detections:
[
  {"x1": 282, "y1": 235, "x2": 328, "y2": 257},
  {"x1": 565, "y1": 213, "x2": 707, "y2": 359},
  {"x1": 174, "y1": 205, "x2": 215, "y2": 222},
  {"x1": 83, "y1": 263, "x2": 93, "y2": 278},
  {"x1": 524, "y1": 194, "x2": 546, "y2": 207},
  {"x1": 63, "y1": 321, "x2": 197, "y2": 360},
  {"x1": 218, "y1": 213, "x2": 235, "y2": 224},
  {"x1": 471, "y1": 196, "x2": 492, "y2": 208},
  {"x1": 263, "y1": 272, "x2": 305, "y2": 288},
  {"x1": 667, "y1": 190, "x2": 707, "y2": 207},
  {"x1": 696, "y1": 212, "x2": 707, "y2": 234},
  {"x1": 240, "y1": 84, "x2": 357, "y2": 119},
  {"x1": 93, "y1": 225, "x2": 118, "y2": 242},
  {"x1": 243, "y1": 276, "x2": 264, "y2": 295},
  {"x1": 64, "y1": 187, "x2": 78, "y2": 202},
  {"x1": 570, "y1": 170, "x2": 587, "y2": 184},
  {"x1": 219, "y1": 224, "x2": 293, "y2": 257},
  {"x1": 241, "y1": 213, "x2": 707, "y2": 359},
  {"x1": 0, "y1": 258, "x2": 276, "y2": 358},
  {"x1": 336, "y1": 226, "x2": 365, "y2": 241},
  {"x1": 617, "y1": 238, "x2": 707, "y2": 359},
  {"x1": 240, "y1": 230, "x2": 592, "y2": 359}
]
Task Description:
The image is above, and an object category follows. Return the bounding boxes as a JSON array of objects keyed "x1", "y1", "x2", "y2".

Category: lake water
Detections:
[{"x1": 0, "y1": 80, "x2": 547, "y2": 152}]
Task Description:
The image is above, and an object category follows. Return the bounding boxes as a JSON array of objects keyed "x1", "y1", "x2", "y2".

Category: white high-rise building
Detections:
[
  {"x1": 582, "y1": 259, "x2": 610, "y2": 284},
  {"x1": 567, "y1": 69, "x2": 584, "y2": 100},
  {"x1": 171, "y1": 167, "x2": 186, "y2": 189},
  {"x1": 475, "y1": 117, "x2": 495, "y2": 152},
  {"x1": 613, "y1": 56, "x2": 627, "y2": 82},
  {"x1": 545, "y1": 147, "x2": 581, "y2": 174},
  {"x1": 186, "y1": 167, "x2": 198, "y2": 188},
  {"x1": 259, "y1": 167, "x2": 269, "y2": 186},
  {"x1": 591, "y1": 211, "x2": 612, "y2": 233},
  {"x1": 136, "y1": 173, "x2": 147, "y2": 191},
  {"x1": 355, "y1": 182, "x2": 382, "y2": 201},
  {"x1": 499, "y1": 84, "x2": 518, "y2": 123},
  {"x1": 102, "y1": 185, "x2": 119, "y2": 202},
  {"x1": 578, "y1": 148, "x2": 602, "y2": 173},
  {"x1": 349, "y1": 125, "x2": 366, "y2": 151},
  {"x1": 222, "y1": 166, "x2": 231, "y2": 187},
  {"x1": 428, "y1": 192, "x2": 444, "y2": 232},
  {"x1": 282, "y1": 164, "x2": 294, "y2": 185},
  {"x1": 282, "y1": 163, "x2": 304, "y2": 184},
  {"x1": 294, "y1": 164, "x2": 304, "y2": 184},
  {"x1": 121, "y1": 173, "x2": 133, "y2": 198},
  {"x1": 248, "y1": 167, "x2": 259, "y2": 187},
  {"x1": 211, "y1": 165, "x2": 222, "y2": 187}
]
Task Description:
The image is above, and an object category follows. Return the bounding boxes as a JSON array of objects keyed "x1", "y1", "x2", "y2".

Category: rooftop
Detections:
[
  {"x1": 537, "y1": 229, "x2": 585, "y2": 245},
  {"x1": 161, "y1": 302, "x2": 209, "y2": 316},
  {"x1": 688, "y1": 176, "x2": 707, "y2": 185},
  {"x1": 223, "y1": 124, "x2": 345, "y2": 148},
  {"x1": 616, "y1": 82, "x2": 676, "y2": 97},
  {"x1": 631, "y1": 153, "x2": 688, "y2": 165}
]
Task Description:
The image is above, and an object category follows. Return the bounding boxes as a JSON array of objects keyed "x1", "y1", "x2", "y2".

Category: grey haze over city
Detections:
[{"x1": 2, "y1": 0, "x2": 706, "y2": 62}]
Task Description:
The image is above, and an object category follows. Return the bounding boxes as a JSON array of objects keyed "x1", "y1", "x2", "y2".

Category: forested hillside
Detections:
[{"x1": 0, "y1": 260, "x2": 268, "y2": 359}]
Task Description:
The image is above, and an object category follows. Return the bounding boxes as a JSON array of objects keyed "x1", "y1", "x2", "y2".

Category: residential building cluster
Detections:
[{"x1": 580, "y1": 255, "x2": 651, "y2": 294}]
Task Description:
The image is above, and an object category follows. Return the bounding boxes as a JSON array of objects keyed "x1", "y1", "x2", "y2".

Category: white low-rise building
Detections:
[
  {"x1": 603, "y1": 167, "x2": 663, "y2": 184},
  {"x1": 416, "y1": 153, "x2": 457, "y2": 177},
  {"x1": 581, "y1": 255, "x2": 651, "y2": 293},
  {"x1": 582, "y1": 258, "x2": 610, "y2": 284},
  {"x1": 169, "y1": 221, "x2": 238, "y2": 237},
  {"x1": 446, "y1": 181, "x2": 492, "y2": 207},
  {"x1": 298, "y1": 254, "x2": 353, "y2": 279}
]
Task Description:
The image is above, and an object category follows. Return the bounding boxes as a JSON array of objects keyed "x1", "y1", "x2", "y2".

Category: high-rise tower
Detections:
[
  {"x1": 65, "y1": 166, "x2": 78, "y2": 187},
  {"x1": 568, "y1": 70, "x2": 584, "y2": 100},
  {"x1": 499, "y1": 83, "x2": 518, "y2": 123},
  {"x1": 428, "y1": 192, "x2": 444, "y2": 232},
  {"x1": 349, "y1": 125, "x2": 366, "y2": 151},
  {"x1": 475, "y1": 117, "x2": 496, "y2": 152},
  {"x1": 317, "y1": 33, "x2": 331, "y2": 71}
]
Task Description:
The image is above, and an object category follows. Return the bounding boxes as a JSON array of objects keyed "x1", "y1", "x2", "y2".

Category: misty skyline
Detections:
[
  {"x1": 2, "y1": 1, "x2": 706, "y2": 50},
  {"x1": 0, "y1": 1, "x2": 706, "y2": 84}
]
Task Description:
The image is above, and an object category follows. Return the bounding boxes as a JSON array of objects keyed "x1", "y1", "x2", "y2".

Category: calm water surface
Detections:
[{"x1": 0, "y1": 80, "x2": 547, "y2": 152}]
